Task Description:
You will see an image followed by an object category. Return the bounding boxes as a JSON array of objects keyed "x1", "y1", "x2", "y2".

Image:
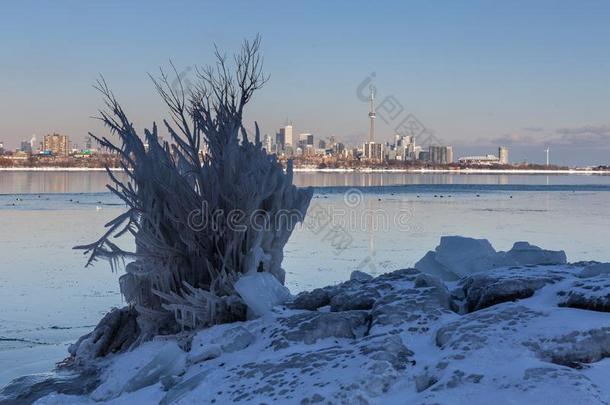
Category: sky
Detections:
[{"x1": 2, "y1": 0, "x2": 610, "y2": 166}]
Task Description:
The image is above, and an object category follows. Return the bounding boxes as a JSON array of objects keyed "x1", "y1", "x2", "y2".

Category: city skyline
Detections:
[{"x1": 3, "y1": 1, "x2": 610, "y2": 166}]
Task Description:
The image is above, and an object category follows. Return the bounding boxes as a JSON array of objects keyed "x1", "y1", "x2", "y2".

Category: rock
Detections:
[
  {"x1": 68, "y1": 306, "x2": 139, "y2": 361},
  {"x1": 187, "y1": 344, "x2": 221, "y2": 365},
  {"x1": 122, "y1": 343, "x2": 186, "y2": 393},
  {"x1": 350, "y1": 270, "x2": 373, "y2": 282},
  {"x1": 271, "y1": 310, "x2": 370, "y2": 348},
  {"x1": 525, "y1": 327, "x2": 610, "y2": 367},
  {"x1": 558, "y1": 275, "x2": 610, "y2": 312},
  {"x1": 234, "y1": 272, "x2": 292, "y2": 317},
  {"x1": 291, "y1": 288, "x2": 332, "y2": 311},
  {"x1": 414, "y1": 273, "x2": 453, "y2": 310},
  {"x1": 330, "y1": 289, "x2": 379, "y2": 312},
  {"x1": 214, "y1": 326, "x2": 255, "y2": 353},
  {"x1": 459, "y1": 266, "x2": 567, "y2": 312},
  {"x1": 579, "y1": 263, "x2": 610, "y2": 278}
]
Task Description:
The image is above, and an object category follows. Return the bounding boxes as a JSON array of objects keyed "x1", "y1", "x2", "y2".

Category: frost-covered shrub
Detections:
[{"x1": 76, "y1": 37, "x2": 312, "y2": 339}]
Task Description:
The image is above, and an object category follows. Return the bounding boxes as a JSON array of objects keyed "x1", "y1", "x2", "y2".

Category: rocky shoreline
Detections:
[{"x1": 2, "y1": 244, "x2": 609, "y2": 404}]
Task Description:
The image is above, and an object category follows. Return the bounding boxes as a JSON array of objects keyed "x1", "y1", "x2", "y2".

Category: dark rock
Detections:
[
  {"x1": 330, "y1": 289, "x2": 379, "y2": 312},
  {"x1": 68, "y1": 306, "x2": 140, "y2": 361},
  {"x1": 271, "y1": 310, "x2": 370, "y2": 348},
  {"x1": 291, "y1": 288, "x2": 332, "y2": 311},
  {"x1": 558, "y1": 275, "x2": 610, "y2": 312},
  {"x1": 459, "y1": 267, "x2": 567, "y2": 312}
]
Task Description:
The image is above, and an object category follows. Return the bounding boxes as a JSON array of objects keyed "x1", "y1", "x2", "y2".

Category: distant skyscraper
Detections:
[
  {"x1": 499, "y1": 146, "x2": 509, "y2": 164},
  {"x1": 429, "y1": 145, "x2": 453, "y2": 164},
  {"x1": 20, "y1": 140, "x2": 32, "y2": 154},
  {"x1": 263, "y1": 133, "x2": 272, "y2": 153},
  {"x1": 275, "y1": 131, "x2": 285, "y2": 151},
  {"x1": 84, "y1": 135, "x2": 93, "y2": 150},
  {"x1": 368, "y1": 86, "x2": 376, "y2": 142},
  {"x1": 280, "y1": 125, "x2": 293, "y2": 146},
  {"x1": 0, "y1": 140, "x2": 4, "y2": 154},
  {"x1": 43, "y1": 133, "x2": 69, "y2": 156},
  {"x1": 363, "y1": 142, "x2": 383, "y2": 161},
  {"x1": 298, "y1": 133, "x2": 314, "y2": 148}
]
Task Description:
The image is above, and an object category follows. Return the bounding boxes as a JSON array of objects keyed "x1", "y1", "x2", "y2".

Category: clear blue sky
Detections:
[{"x1": 2, "y1": 0, "x2": 610, "y2": 165}]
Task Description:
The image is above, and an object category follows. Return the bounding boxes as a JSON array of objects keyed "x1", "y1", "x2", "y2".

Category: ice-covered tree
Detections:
[{"x1": 74, "y1": 36, "x2": 312, "y2": 350}]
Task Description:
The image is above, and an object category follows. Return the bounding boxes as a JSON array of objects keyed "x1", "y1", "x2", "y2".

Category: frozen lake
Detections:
[{"x1": 1, "y1": 171, "x2": 610, "y2": 387}]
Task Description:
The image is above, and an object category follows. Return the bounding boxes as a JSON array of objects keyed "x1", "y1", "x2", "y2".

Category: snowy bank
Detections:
[{"x1": 2, "y1": 238, "x2": 610, "y2": 404}]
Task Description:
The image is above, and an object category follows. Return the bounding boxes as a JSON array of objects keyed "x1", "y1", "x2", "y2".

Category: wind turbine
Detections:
[{"x1": 544, "y1": 147, "x2": 550, "y2": 166}]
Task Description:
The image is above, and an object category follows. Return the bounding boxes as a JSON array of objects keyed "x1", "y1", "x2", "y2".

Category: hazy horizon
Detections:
[{"x1": 2, "y1": 0, "x2": 610, "y2": 166}]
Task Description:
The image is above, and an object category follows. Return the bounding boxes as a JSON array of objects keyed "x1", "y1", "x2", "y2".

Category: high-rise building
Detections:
[
  {"x1": 43, "y1": 133, "x2": 69, "y2": 156},
  {"x1": 363, "y1": 142, "x2": 384, "y2": 161},
  {"x1": 298, "y1": 133, "x2": 314, "y2": 146},
  {"x1": 0, "y1": 141, "x2": 4, "y2": 154},
  {"x1": 280, "y1": 125, "x2": 293, "y2": 147},
  {"x1": 275, "y1": 131, "x2": 285, "y2": 152},
  {"x1": 499, "y1": 146, "x2": 509, "y2": 164},
  {"x1": 20, "y1": 140, "x2": 32, "y2": 154},
  {"x1": 263, "y1": 133, "x2": 272, "y2": 153},
  {"x1": 429, "y1": 145, "x2": 453, "y2": 164}
]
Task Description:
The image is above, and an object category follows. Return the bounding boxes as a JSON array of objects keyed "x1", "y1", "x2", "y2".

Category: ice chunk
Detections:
[
  {"x1": 234, "y1": 272, "x2": 291, "y2": 317},
  {"x1": 213, "y1": 326, "x2": 255, "y2": 353},
  {"x1": 160, "y1": 371, "x2": 210, "y2": 405},
  {"x1": 579, "y1": 263, "x2": 610, "y2": 278},
  {"x1": 122, "y1": 343, "x2": 186, "y2": 393},
  {"x1": 415, "y1": 236, "x2": 568, "y2": 281},
  {"x1": 500, "y1": 241, "x2": 566, "y2": 266},
  {"x1": 187, "y1": 344, "x2": 221, "y2": 365},
  {"x1": 415, "y1": 236, "x2": 499, "y2": 280}
]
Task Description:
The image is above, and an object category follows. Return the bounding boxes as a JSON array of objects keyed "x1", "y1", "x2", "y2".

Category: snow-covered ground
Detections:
[{"x1": 2, "y1": 237, "x2": 609, "y2": 404}]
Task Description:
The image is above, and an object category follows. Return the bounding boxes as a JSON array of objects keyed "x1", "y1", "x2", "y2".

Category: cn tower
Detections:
[{"x1": 368, "y1": 86, "x2": 376, "y2": 142}]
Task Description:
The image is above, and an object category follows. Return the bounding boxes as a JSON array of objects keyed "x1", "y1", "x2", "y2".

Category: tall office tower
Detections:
[
  {"x1": 0, "y1": 141, "x2": 4, "y2": 154},
  {"x1": 280, "y1": 125, "x2": 293, "y2": 146},
  {"x1": 298, "y1": 133, "x2": 314, "y2": 147},
  {"x1": 30, "y1": 135, "x2": 37, "y2": 151},
  {"x1": 429, "y1": 145, "x2": 452, "y2": 164},
  {"x1": 499, "y1": 146, "x2": 509, "y2": 164},
  {"x1": 20, "y1": 140, "x2": 32, "y2": 154},
  {"x1": 328, "y1": 135, "x2": 336, "y2": 147},
  {"x1": 275, "y1": 131, "x2": 285, "y2": 151},
  {"x1": 84, "y1": 135, "x2": 93, "y2": 150},
  {"x1": 43, "y1": 133, "x2": 69, "y2": 156},
  {"x1": 263, "y1": 133, "x2": 272, "y2": 153},
  {"x1": 368, "y1": 86, "x2": 376, "y2": 142},
  {"x1": 363, "y1": 142, "x2": 384, "y2": 161}
]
